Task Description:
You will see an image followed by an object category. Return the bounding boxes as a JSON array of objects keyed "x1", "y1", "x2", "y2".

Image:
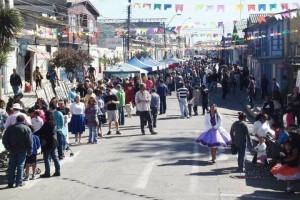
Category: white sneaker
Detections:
[
  {"x1": 31, "y1": 175, "x2": 36, "y2": 180},
  {"x1": 23, "y1": 176, "x2": 29, "y2": 181}
]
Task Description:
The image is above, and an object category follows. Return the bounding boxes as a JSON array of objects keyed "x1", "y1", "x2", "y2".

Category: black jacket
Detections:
[
  {"x1": 10, "y1": 74, "x2": 22, "y2": 87},
  {"x1": 2, "y1": 123, "x2": 32, "y2": 154},
  {"x1": 35, "y1": 122, "x2": 58, "y2": 151}
]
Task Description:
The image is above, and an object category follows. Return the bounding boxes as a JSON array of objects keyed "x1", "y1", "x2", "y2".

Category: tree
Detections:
[
  {"x1": 50, "y1": 47, "x2": 94, "y2": 82},
  {"x1": 0, "y1": 6, "x2": 24, "y2": 65}
]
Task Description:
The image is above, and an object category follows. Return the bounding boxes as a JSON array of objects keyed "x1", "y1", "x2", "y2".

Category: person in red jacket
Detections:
[{"x1": 124, "y1": 82, "x2": 135, "y2": 106}]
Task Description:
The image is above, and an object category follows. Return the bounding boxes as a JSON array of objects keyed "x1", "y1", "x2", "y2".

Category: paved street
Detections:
[{"x1": 0, "y1": 89, "x2": 299, "y2": 200}]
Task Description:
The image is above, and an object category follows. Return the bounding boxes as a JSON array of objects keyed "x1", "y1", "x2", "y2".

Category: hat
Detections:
[
  {"x1": 12, "y1": 103, "x2": 22, "y2": 110},
  {"x1": 115, "y1": 84, "x2": 122, "y2": 89}
]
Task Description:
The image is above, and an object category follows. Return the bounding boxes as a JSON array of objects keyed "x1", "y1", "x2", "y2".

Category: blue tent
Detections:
[{"x1": 128, "y1": 57, "x2": 155, "y2": 72}]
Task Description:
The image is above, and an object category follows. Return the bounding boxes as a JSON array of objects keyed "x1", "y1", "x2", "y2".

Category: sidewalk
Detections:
[
  {"x1": 234, "y1": 88, "x2": 265, "y2": 120},
  {"x1": 2, "y1": 91, "x2": 37, "y2": 109}
]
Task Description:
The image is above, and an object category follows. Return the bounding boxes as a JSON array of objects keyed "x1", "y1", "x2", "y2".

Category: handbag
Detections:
[{"x1": 231, "y1": 144, "x2": 238, "y2": 155}]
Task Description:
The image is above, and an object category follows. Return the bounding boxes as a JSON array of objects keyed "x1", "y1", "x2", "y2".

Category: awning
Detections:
[{"x1": 27, "y1": 46, "x2": 51, "y2": 60}]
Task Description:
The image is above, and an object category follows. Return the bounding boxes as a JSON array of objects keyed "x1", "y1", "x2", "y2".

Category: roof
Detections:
[
  {"x1": 128, "y1": 57, "x2": 156, "y2": 72},
  {"x1": 248, "y1": 13, "x2": 273, "y2": 24},
  {"x1": 104, "y1": 63, "x2": 148, "y2": 74},
  {"x1": 235, "y1": 21, "x2": 247, "y2": 32},
  {"x1": 15, "y1": 5, "x2": 57, "y2": 15},
  {"x1": 74, "y1": 0, "x2": 100, "y2": 17}
]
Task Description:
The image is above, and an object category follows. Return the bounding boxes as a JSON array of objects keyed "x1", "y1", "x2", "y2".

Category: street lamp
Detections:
[{"x1": 163, "y1": 13, "x2": 181, "y2": 59}]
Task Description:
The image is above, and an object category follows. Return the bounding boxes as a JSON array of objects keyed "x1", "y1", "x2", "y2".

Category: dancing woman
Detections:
[{"x1": 196, "y1": 104, "x2": 231, "y2": 163}]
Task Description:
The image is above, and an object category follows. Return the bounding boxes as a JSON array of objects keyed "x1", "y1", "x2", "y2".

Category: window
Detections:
[{"x1": 70, "y1": 14, "x2": 77, "y2": 33}]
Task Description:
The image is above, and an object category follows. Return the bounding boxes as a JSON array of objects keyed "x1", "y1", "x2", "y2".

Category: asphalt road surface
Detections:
[{"x1": 1, "y1": 89, "x2": 299, "y2": 200}]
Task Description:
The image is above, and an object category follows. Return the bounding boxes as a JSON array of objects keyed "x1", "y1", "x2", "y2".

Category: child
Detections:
[
  {"x1": 255, "y1": 137, "x2": 267, "y2": 166},
  {"x1": 276, "y1": 124, "x2": 289, "y2": 145},
  {"x1": 285, "y1": 106, "x2": 294, "y2": 130},
  {"x1": 24, "y1": 130, "x2": 41, "y2": 181},
  {"x1": 271, "y1": 132, "x2": 300, "y2": 193}
]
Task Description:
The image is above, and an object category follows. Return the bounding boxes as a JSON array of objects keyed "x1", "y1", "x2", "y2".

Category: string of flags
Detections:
[{"x1": 132, "y1": 2, "x2": 300, "y2": 13}]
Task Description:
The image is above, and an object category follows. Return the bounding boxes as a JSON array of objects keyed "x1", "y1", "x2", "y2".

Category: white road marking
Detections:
[
  {"x1": 21, "y1": 151, "x2": 81, "y2": 189},
  {"x1": 134, "y1": 151, "x2": 160, "y2": 189}
]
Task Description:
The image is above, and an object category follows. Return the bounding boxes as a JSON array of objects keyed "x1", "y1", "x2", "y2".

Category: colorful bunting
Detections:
[
  {"x1": 195, "y1": 4, "x2": 203, "y2": 11},
  {"x1": 143, "y1": 3, "x2": 151, "y2": 9},
  {"x1": 248, "y1": 4, "x2": 255, "y2": 12},
  {"x1": 217, "y1": 5, "x2": 225, "y2": 12},
  {"x1": 206, "y1": 5, "x2": 214, "y2": 12},
  {"x1": 154, "y1": 4, "x2": 161, "y2": 10},
  {"x1": 269, "y1": 4, "x2": 277, "y2": 10},
  {"x1": 258, "y1": 4, "x2": 266, "y2": 11},
  {"x1": 175, "y1": 4, "x2": 183, "y2": 12},
  {"x1": 236, "y1": 4, "x2": 244, "y2": 11},
  {"x1": 164, "y1": 4, "x2": 172, "y2": 10},
  {"x1": 218, "y1": 22, "x2": 224, "y2": 28},
  {"x1": 281, "y1": 3, "x2": 289, "y2": 10},
  {"x1": 258, "y1": 16, "x2": 266, "y2": 23}
]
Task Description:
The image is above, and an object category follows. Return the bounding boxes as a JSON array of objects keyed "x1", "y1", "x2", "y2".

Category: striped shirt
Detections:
[{"x1": 177, "y1": 87, "x2": 189, "y2": 98}]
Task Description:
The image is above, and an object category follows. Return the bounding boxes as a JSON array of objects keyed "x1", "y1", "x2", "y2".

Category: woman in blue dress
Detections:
[{"x1": 196, "y1": 104, "x2": 231, "y2": 163}]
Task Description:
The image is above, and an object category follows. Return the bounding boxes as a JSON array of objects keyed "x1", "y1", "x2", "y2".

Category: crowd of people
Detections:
[{"x1": 0, "y1": 57, "x2": 299, "y2": 193}]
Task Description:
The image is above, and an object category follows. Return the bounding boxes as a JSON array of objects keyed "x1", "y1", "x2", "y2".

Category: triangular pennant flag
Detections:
[
  {"x1": 217, "y1": 22, "x2": 224, "y2": 28},
  {"x1": 210, "y1": 22, "x2": 216, "y2": 27},
  {"x1": 164, "y1": 4, "x2": 172, "y2": 10},
  {"x1": 291, "y1": 11, "x2": 297, "y2": 19},
  {"x1": 195, "y1": 4, "x2": 204, "y2": 11},
  {"x1": 248, "y1": 4, "x2": 256, "y2": 12},
  {"x1": 194, "y1": 21, "x2": 201, "y2": 25},
  {"x1": 281, "y1": 3, "x2": 288, "y2": 11},
  {"x1": 175, "y1": 4, "x2": 184, "y2": 12},
  {"x1": 154, "y1": 4, "x2": 161, "y2": 10},
  {"x1": 269, "y1": 4, "x2": 277, "y2": 11},
  {"x1": 171, "y1": 27, "x2": 176, "y2": 31},
  {"x1": 176, "y1": 26, "x2": 182, "y2": 31},
  {"x1": 274, "y1": 14, "x2": 283, "y2": 20},
  {"x1": 217, "y1": 5, "x2": 225, "y2": 12},
  {"x1": 206, "y1": 5, "x2": 214, "y2": 12},
  {"x1": 143, "y1": 3, "x2": 151, "y2": 9},
  {"x1": 258, "y1": 16, "x2": 266, "y2": 23},
  {"x1": 236, "y1": 4, "x2": 244, "y2": 11},
  {"x1": 258, "y1": 4, "x2": 266, "y2": 11},
  {"x1": 282, "y1": 12, "x2": 290, "y2": 19},
  {"x1": 132, "y1": 3, "x2": 142, "y2": 8},
  {"x1": 227, "y1": 33, "x2": 232, "y2": 37}
]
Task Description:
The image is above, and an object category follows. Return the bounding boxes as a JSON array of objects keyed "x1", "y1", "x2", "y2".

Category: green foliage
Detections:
[
  {"x1": 135, "y1": 50, "x2": 150, "y2": 59},
  {"x1": 99, "y1": 55, "x2": 122, "y2": 67},
  {"x1": 50, "y1": 47, "x2": 94, "y2": 72},
  {"x1": 0, "y1": 6, "x2": 24, "y2": 64}
]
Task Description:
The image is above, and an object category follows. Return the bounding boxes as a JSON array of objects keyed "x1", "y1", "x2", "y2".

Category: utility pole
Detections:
[
  {"x1": 163, "y1": 22, "x2": 167, "y2": 60},
  {"x1": 127, "y1": 0, "x2": 131, "y2": 62}
]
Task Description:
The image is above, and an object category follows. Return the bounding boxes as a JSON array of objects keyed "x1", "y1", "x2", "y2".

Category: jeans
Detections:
[
  {"x1": 118, "y1": 106, "x2": 125, "y2": 125},
  {"x1": 50, "y1": 80, "x2": 57, "y2": 95},
  {"x1": 36, "y1": 79, "x2": 42, "y2": 89},
  {"x1": 151, "y1": 107, "x2": 158, "y2": 127},
  {"x1": 57, "y1": 131, "x2": 65, "y2": 158},
  {"x1": 7, "y1": 152, "x2": 27, "y2": 186},
  {"x1": 43, "y1": 148, "x2": 60, "y2": 174},
  {"x1": 188, "y1": 103, "x2": 193, "y2": 116},
  {"x1": 159, "y1": 95, "x2": 167, "y2": 114},
  {"x1": 236, "y1": 142, "x2": 246, "y2": 170},
  {"x1": 139, "y1": 111, "x2": 153, "y2": 133},
  {"x1": 248, "y1": 94, "x2": 254, "y2": 108},
  {"x1": 88, "y1": 126, "x2": 97, "y2": 143},
  {"x1": 193, "y1": 105, "x2": 198, "y2": 115},
  {"x1": 12, "y1": 86, "x2": 20, "y2": 96},
  {"x1": 202, "y1": 100, "x2": 209, "y2": 114},
  {"x1": 179, "y1": 98, "x2": 189, "y2": 118}
]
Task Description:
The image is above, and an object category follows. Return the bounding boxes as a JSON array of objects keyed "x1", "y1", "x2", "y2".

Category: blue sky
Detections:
[{"x1": 90, "y1": 0, "x2": 299, "y2": 40}]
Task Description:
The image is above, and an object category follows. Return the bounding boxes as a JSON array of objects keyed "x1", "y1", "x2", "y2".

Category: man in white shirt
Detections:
[
  {"x1": 135, "y1": 83, "x2": 157, "y2": 135},
  {"x1": 4, "y1": 103, "x2": 31, "y2": 128}
]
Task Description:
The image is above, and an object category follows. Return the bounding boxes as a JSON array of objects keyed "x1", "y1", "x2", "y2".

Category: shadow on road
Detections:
[
  {"x1": 236, "y1": 190, "x2": 300, "y2": 200},
  {"x1": 188, "y1": 166, "x2": 237, "y2": 176},
  {"x1": 157, "y1": 159, "x2": 211, "y2": 167}
]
